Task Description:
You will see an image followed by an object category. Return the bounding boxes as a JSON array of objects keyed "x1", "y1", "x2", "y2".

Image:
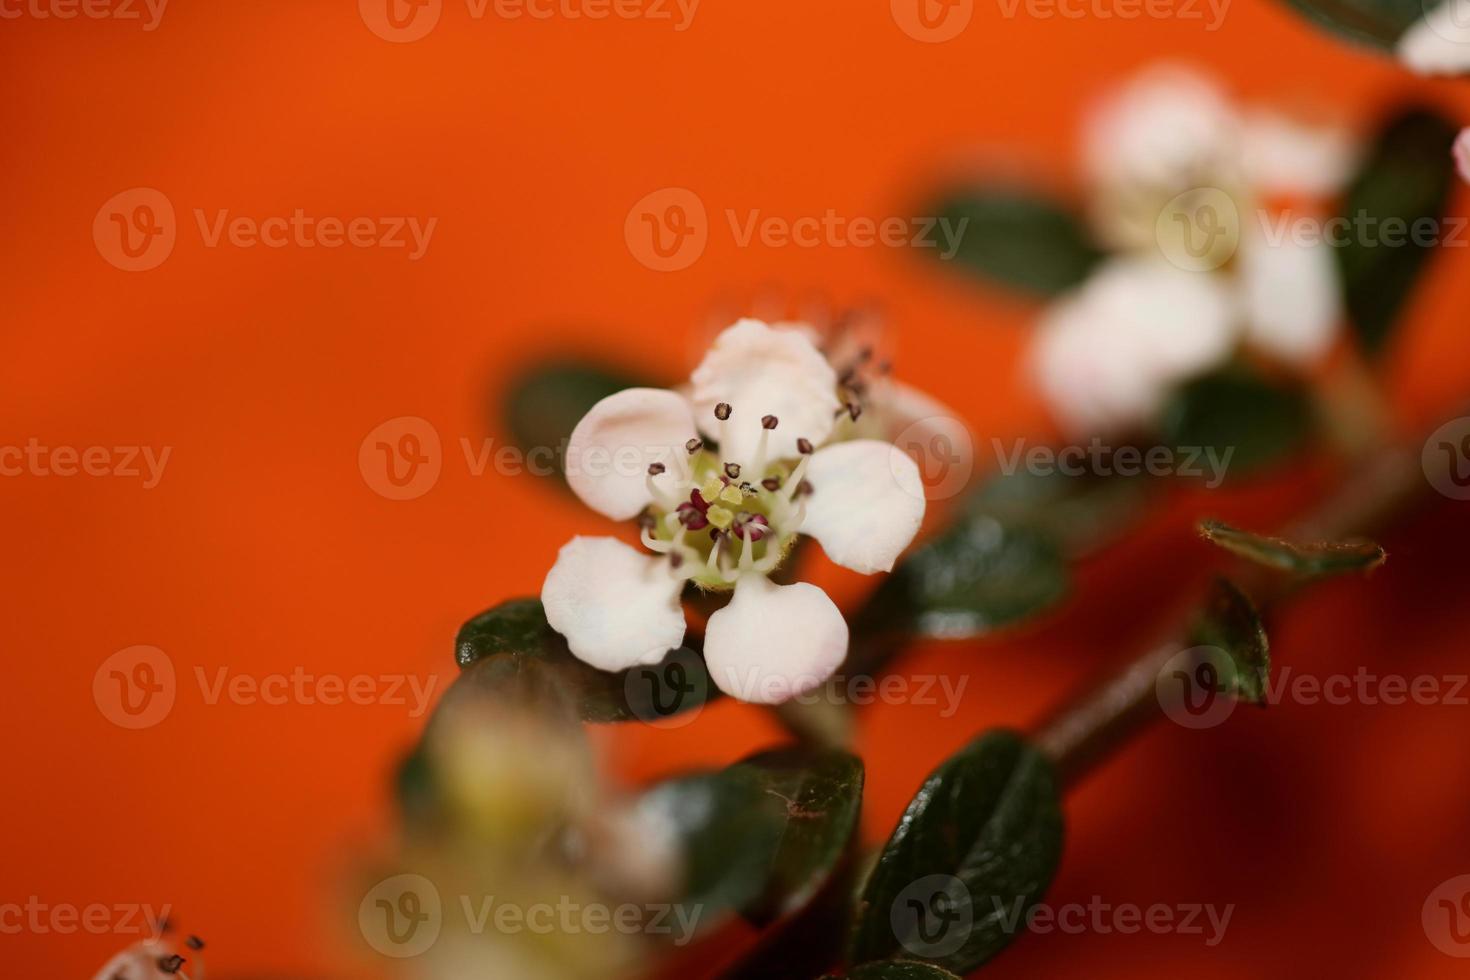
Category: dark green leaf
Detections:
[
  {"x1": 738, "y1": 747, "x2": 865, "y2": 927},
  {"x1": 1336, "y1": 109, "x2": 1459, "y2": 354},
  {"x1": 929, "y1": 189, "x2": 1103, "y2": 296},
  {"x1": 970, "y1": 463, "x2": 1158, "y2": 558},
  {"x1": 455, "y1": 598, "x2": 715, "y2": 724},
  {"x1": 853, "y1": 508, "x2": 1068, "y2": 652},
  {"x1": 502, "y1": 359, "x2": 653, "y2": 485},
  {"x1": 1158, "y1": 366, "x2": 1313, "y2": 477},
  {"x1": 1198, "y1": 519, "x2": 1386, "y2": 577},
  {"x1": 823, "y1": 963, "x2": 963, "y2": 980},
  {"x1": 1279, "y1": 0, "x2": 1425, "y2": 48},
  {"x1": 848, "y1": 730, "x2": 1064, "y2": 973},
  {"x1": 1191, "y1": 577, "x2": 1271, "y2": 704}
]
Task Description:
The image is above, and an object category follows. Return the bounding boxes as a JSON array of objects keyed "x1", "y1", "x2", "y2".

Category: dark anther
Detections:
[
  {"x1": 714, "y1": 403, "x2": 732, "y2": 421},
  {"x1": 647, "y1": 462, "x2": 666, "y2": 476},
  {"x1": 158, "y1": 955, "x2": 186, "y2": 974},
  {"x1": 669, "y1": 552, "x2": 684, "y2": 570},
  {"x1": 797, "y1": 479, "x2": 814, "y2": 496},
  {"x1": 797, "y1": 438, "x2": 813, "y2": 455},
  {"x1": 761, "y1": 414, "x2": 779, "y2": 430},
  {"x1": 637, "y1": 511, "x2": 656, "y2": 530},
  {"x1": 761, "y1": 477, "x2": 781, "y2": 492},
  {"x1": 724, "y1": 462, "x2": 741, "y2": 479},
  {"x1": 685, "y1": 438, "x2": 703, "y2": 453},
  {"x1": 847, "y1": 402, "x2": 863, "y2": 422},
  {"x1": 185, "y1": 936, "x2": 205, "y2": 951}
]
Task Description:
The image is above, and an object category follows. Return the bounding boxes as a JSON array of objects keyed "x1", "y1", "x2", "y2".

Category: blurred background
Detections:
[{"x1": 5, "y1": 1, "x2": 1470, "y2": 976}]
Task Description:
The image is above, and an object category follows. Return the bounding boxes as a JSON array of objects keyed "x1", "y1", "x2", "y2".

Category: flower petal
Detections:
[
  {"x1": 1457, "y1": 128, "x2": 1470, "y2": 184},
  {"x1": 800, "y1": 440, "x2": 926, "y2": 574},
  {"x1": 1242, "y1": 111, "x2": 1358, "y2": 199},
  {"x1": 565, "y1": 387, "x2": 697, "y2": 521},
  {"x1": 541, "y1": 536, "x2": 686, "y2": 672},
  {"x1": 690, "y1": 319, "x2": 840, "y2": 470},
  {"x1": 1240, "y1": 226, "x2": 1341, "y2": 365},
  {"x1": 704, "y1": 573, "x2": 848, "y2": 704},
  {"x1": 1398, "y1": 0, "x2": 1470, "y2": 76},
  {"x1": 1031, "y1": 257, "x2": 1238, "y2": 435}
]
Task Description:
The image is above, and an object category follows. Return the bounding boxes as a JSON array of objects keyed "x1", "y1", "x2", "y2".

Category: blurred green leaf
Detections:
[
  {"x1": 823, "y1": 963, "x2": 963, "y2": 980},
  {"x1": 739, "y1": 746, "x2": 865, "y2": 927},
  {"x1": 455, "y1": 598, "x2": 715, "y2": 724},
  {"x1": 1336, "y1": 108, "x2": 1459, "y2": 354},
  {"x1": 852, "y1": 498, "x2": 1069, "y2": 653},
  {"x1": 1191, "y1": 577, "x2": 1271, "y2": 704},
  {"x1": 502, "y1": 359, "x2": 652, "y2": 485},
  {"x1": 1198, "y1": 519, "x2": 1386, "y2": 577},
  {"x1": 929, "y1": 189, "x2": 1103, "y2": 296},
  {"x1": 971, "y1": 464, "x2": 1157, "y2": 558},
  {"x1": 1279, "y1": 0, "x2": 1425, "y2": 48},
  {"x1": 1158, "y1": 366, "x2": 1313, "y2": 477},
  {"x1": 848, "y1": 730, "x2": 1064, "y2": 973}
]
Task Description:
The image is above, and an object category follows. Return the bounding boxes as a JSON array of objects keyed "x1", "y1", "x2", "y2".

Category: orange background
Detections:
[{"x1": 5, "y1": 1, "x2": 1470, "y2": 976}]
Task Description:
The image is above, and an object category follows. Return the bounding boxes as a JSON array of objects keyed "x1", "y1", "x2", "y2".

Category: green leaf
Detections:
[
  {"x1": 970, "y1": 464, "x2": 1157, "y2": 558},
  {"x1": 1278, "y1": 0, "x2": 1425, "y2": 48},
  {"x1": 738, "y1": 747, "x2": 866, "y2": 927},
  {"x1": 848, "y1": 730, "x2": 1064, "y2": 973},
  {"x1": 853, "y1": 514, "x2": 1067, "y2": 651},
  {"x1": 1198, "y1": 520, "x2": 1386, "y2": 577},
  {"x1": 1158, "y1": 366, "x2": 1313, "y2": 477},
  {"x1": 455, "y1": 598, "x2": 715, "y2": 724},
  {"x1": 929, "y1": 189, "x2": 1103, "y2": 296},
  {"x1": 502, "y1": 359, "x2": 653, "y2": 485},
  {"x1": 638, "y1": 746, "x2": 863, "y2": 933},
  {"x1": 1336, "y1": 109, "x2": 1459, "y2": 354},
  {"x1": 1191, "y1": 577, "x2": 1271, "y2": 704},
  {"x1": 823, "y1": 963, "x2": 963, "y2": 980}
]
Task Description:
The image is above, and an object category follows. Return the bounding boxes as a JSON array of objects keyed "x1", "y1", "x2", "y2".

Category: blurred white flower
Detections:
[
  {"x1": 1457, "y1": 128, "x2": 1470, "y2": 183},
  {"x1": 542, "y1": 319, "x2": 928, "y2": 704},
  {"x1": 93, "y1": 938, "x2": 203, "y2": 980},
  {"x1": 1035, "y1": 63, "x2": 1357, "y2": 435},
  {"x1": 1398, "y1": 0, "x2": 1470, "y2": 76}
]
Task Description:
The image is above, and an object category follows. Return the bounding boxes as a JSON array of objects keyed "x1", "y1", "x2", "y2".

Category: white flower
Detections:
[
  {"x1": 1035, "y1": 63, "x2": 1359, "y2": 435},
  {"x1": 1032, "y1": 256, "x2": 1237, "y2": 436},
  {"x1": 1398, "y1": 0, "x2": 1470, "y2": 76},
  {"x1": 93, "y1": 939, "x2": 203, "y2": 980},
  {"x1": 541, "y1": 319, "x2": 927, "y2": 705},
  {"x1": 1457, "y1": 128, "x2": 1470, "y2": 183}
]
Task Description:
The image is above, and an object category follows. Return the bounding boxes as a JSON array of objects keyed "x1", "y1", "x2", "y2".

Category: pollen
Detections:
[
  {"x1": 719, "y1": 483, "x2": 744, "y2": 505},
  {"x1": 706, "y1": 505, "x2": 734, "y2": 530}
]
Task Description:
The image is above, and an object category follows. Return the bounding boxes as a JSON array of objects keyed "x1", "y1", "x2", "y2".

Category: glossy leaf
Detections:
[
  {"x1": 502, "y1": 359, "x2": 653, "y2": 485},
  {"x1": 849, "y1": 730, "x2": 1064, "y2": 973},
  {"x1": 455, "y1": 598, "x2": 715, "y2": 724},
  {"x1": 929, "y1": 189, "x2": 1103, "y2": 296},
  {"x1": 639, "y1": 747, "x2": 864, "y2": 933},
  {"x1": 1158, "y1": 366, "x2": 1313, "y2": 477},
  {"x1": 1199, "y1": 520, "x2": 1386, "y2": 577},
  {"x1": 1336, "y1": 109, "x2": 1459, "y2": 354},
  {"x1": 1191, "y1": 577, "x2": 1271, "y2": 704}
]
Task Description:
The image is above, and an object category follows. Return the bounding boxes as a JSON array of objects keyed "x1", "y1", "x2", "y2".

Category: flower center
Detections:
[{"x1": 638, "y1": 404, "x2": 814, "y2": 589}]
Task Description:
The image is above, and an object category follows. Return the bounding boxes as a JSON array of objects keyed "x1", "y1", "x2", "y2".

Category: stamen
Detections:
[
  {"x1": 718, "y1": 483, "x2": 744, "y2": 506},
  {"x1": 796, "y1": 437, "x2": 813, "y2": 455},
  {"x1": 761, "y1": 415, "x2": 779, "y2": 430},
  {"x1": 714, "y1": 403, "x2": 732, "y2": 421},
  {"x1": 846, "y1": 402, "x2": 862, "y2": 422},
  {"x1": 685, "y1": 438, "x2": 703, "y2": 454},
  {"x1": 640, "y1": 528, "x2": 674, "y2": 553},
  {"x1": 761, "y1": 477, "x2": 781, "y2": 492},
  {"x1": 647, "y1": 462, "x2": 666, "y2": 475},
  {"x1": 724, "y1": 462, "x2": 741, "y2": 479}
]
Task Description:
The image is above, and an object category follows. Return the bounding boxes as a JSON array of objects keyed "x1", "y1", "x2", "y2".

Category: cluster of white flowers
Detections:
[
  {"x1": 542, "y1": 319, "x2": 949, "y2": 705},
  {"x1": 1032, "y1": 64, "x2": 1359, "y2": 436}
]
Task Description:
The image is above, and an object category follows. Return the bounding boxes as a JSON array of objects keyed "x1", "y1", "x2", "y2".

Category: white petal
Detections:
[
  {"x1": 1457, "y1": 128, "x2": 1470, "y2": 183},
  {"x1": 704, "y1": 574, "x2": 848, "y2": 704},
  {"x1": 1240, "y1": 227, "x2": 1342, "y2": 365},
  {"x1": 689, "y1": 319, "x2": 840, "y2": 470},
  {"x1": 1242, "y1": 111, "x2": 1359, "y2": 199},
  {"x1": 865, "y1": 378, "x2": 975, "y2": 501},
  {"x1": 541, "y1": 536, "x2": 686, "y2": 672},
  {"x1": 565, "y1": 387, "x2": 696, "y2": 521},
  {"x1": 1398, "y1": 0, "x2": 1470, "y2": 76},
  {"x1": 800, "y1": 440, "x2": 926, "y2": 574},
  {"x1": 1084, "y1": 63, "x2": 1241, "y2": 194},
  {"x1": 1031, "y1": 257, "x2": 1238, "y2": 435}
]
